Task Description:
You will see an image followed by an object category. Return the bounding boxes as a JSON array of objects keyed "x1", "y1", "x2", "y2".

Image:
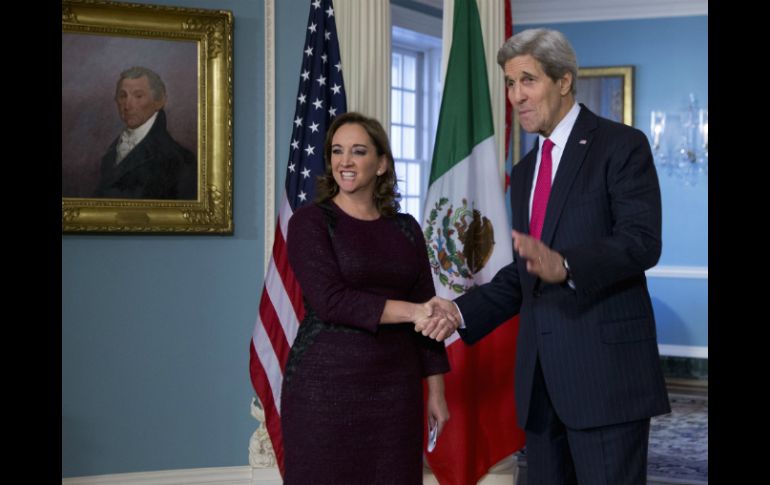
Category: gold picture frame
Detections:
[
  {"x1": 62, "y1": 0, "x2": 233, "y2": 233},
  {"x1": 513, "y1": 65, "x2": 634, "y2": 164}
]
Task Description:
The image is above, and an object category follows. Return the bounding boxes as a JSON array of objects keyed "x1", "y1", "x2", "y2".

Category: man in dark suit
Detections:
[
  {"x1": 94, "y1": 66, "x2": 196, "y2": 200},
  {"x1": 418, "y1": 29, "x2": 670, "y2": 484}
]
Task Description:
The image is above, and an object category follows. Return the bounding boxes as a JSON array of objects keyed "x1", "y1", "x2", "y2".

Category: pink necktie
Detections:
[{"x1": 530, "y1": 138, "x2": 554, "y2": 240}]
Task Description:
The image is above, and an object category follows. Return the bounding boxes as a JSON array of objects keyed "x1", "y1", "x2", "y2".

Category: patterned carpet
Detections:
[
  {"x1": 513, "y1": 389, "x2": 708, "y2": 484},
  {"x1": 647, "y1": 392, "x2": 708, "y2": 484}
]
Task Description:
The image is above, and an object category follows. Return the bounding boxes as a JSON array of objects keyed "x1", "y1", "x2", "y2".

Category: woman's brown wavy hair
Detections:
[{"x1": 316, "y1": 112, "x2": 401, "y2": 217}]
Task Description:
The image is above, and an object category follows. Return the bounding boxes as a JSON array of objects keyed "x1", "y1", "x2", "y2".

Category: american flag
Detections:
[{"x1": 249, "y1": 0, "x2": 346, "y2": 474}]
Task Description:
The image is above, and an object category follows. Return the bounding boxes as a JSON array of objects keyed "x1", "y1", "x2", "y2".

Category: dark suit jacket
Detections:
[
  {"x1": 95, "y1": 109, "x2": 197, "y2": 199},
  {"x1": 456, "y1": 105, "x2": 670, "y2": 430}
]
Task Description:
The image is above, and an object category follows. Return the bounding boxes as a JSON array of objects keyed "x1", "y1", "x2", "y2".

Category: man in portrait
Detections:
[{"x1": 94, "y1": 66, "x2": 197, "y2": 200}]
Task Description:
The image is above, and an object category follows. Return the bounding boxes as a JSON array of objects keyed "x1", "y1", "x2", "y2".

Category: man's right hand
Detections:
[{"x1": 415, "y1": 297, "x2": 461, "y2": 342}]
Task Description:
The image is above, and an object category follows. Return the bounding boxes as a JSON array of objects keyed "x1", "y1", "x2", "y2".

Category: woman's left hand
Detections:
[{"x1": 426, "y1": 389, "x2": 450, "y2": 438}]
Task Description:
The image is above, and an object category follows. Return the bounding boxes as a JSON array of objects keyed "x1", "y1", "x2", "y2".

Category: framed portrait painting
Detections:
[
  {"x1": 62, "y1": 0, "x2": 233, "y2": 233},
  {"x1": 513, "y1": 66, "x2": 634, "y2": 164}
]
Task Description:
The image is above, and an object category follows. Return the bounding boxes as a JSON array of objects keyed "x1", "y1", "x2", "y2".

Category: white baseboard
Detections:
[
  {"x1": 63, "y1": 465, "x2": 515, "y2": 485},
  {"x1": 246, "y1": 468, "x2": 282, "y2": 485},
  {"x1": 62, "y1": 466, "x2": 258, "y2": 485},
  {"x1": 424, "y1": 471, "x2": 516, "y2": 484}
]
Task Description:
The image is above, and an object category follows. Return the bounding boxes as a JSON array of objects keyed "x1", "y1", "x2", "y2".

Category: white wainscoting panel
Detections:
[
  {"x1": 646, "y1": 265, "x2": 708, "y2": 279},
  {"x1": 658, "y1": 344, "x2": 708, "y2": 359}
]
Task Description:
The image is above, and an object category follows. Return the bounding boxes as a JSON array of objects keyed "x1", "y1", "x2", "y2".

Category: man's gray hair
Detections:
[
  {"x1": 497, "y1": 28, "x2": 578, "y2": 95},
  {"x1": 116, "y1": 66, "x2": 167, "y2": 101}
]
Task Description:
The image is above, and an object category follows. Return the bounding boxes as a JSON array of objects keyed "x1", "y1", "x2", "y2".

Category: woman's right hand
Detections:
[
  {"x1": 414, "y1": 299, "x2": 459, "y2": 341},
  {"x1": 412, "y1": 301, "x2": 437, "y2": 328}
]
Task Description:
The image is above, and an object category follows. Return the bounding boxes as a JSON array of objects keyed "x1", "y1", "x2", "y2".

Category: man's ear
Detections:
[
  {"x1": 559, "y1": 72, "x2": 573, "y2": 96},
  {"x1": 154, "y1": 97, "x2": 167, "y2": 111}
]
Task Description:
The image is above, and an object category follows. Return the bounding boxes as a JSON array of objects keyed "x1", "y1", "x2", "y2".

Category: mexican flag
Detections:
[{"x1": 421, "y1": 0, "x2": 525, "y2": 483}]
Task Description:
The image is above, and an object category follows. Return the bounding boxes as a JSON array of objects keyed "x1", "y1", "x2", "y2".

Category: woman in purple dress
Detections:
[{"x1": 281, "y1": 112, "x2": 451, "y2": 484}]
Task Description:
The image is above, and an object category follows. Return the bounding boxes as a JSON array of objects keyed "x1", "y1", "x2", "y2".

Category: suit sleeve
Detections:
[
  {"x1": 561, "y1": 128, "x2": 662, "y2": 295},
  {"x1": 406, "y1": 216, "x2": 450, "y2": 377},
  {"x1": 454, "y1": 260, "x2": 523, "y2": 345},
  {"x1": 286, "y1": 206, "x2": 386, "y2": 333}
]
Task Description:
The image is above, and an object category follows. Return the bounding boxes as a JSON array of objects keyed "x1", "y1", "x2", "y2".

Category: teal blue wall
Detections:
[
  {"x1": 517, "y1": 16, "x2": 708, "y2": 349},
  {"x1": 62, "y1": 0, "x2": 266, "y2": 477}
]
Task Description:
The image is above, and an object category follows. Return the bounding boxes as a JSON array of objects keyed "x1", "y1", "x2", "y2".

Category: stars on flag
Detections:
[
  {"x1": 251, "y1": 2, "x2": 348, "y2": 476},
  {"x1": 284, "y1": 0, "x2": 347, "y2": 211}
]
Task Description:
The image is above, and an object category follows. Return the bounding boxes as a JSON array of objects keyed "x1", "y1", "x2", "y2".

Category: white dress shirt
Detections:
[
  {"x1": 455, "y1": 102, "x2": 582, "y2": 328},
  {"x1": 115, "y1": 111, "x2": 159, "y2": 164},
  {"x1": 527, "y1": 102, "x2": 580, "y2": 217}
]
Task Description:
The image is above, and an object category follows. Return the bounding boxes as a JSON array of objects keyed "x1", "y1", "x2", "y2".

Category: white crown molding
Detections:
[
  {"x1": 646, "y1": 265, "x2": 708, "y2": 279},
  {"x1": 658, "y1": 344, "x2": 708, "y2": 358},
  {"x1": 392, "y1": 3, "x2": 442, "y2": 38},
  {"x1": 512, "y1": 0, "x2": 708, "y2": 24}
]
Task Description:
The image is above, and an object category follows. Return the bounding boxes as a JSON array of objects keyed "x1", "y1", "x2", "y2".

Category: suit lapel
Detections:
[
  {"x1": 540, "y1": 105, "x2": 598, "y2": 246},
  {"x1": 100, "y1": 110, "x2": 167, "y2": 188},
  {"x1": 101, "y1": 135, "x2": 160, "y2": 188},
  {"x1": 509, "y1": 146, "x2": 538, "y2": 288},
  {"x1": 512, "y1": 147, "x2": 537, "y2": 234}
]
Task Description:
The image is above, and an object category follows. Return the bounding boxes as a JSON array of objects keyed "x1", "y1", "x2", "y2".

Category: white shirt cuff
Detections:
[{"x1": 452, "y1": 301, "x2": 467, "y2": 329}]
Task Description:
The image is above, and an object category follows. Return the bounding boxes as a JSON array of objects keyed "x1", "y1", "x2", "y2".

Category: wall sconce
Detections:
[{"x1": 650, "y1": 94, "x2": 708, "y2": 186}]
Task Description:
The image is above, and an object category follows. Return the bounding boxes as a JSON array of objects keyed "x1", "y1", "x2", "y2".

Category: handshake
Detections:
[{"x1": 413, "y1": 296, "x2": 462, "y2": 342}]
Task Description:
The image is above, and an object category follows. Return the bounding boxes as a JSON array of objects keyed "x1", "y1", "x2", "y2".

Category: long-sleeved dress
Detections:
[{"x1": 281, "y1": 200, "x2": 450, "y2": 485}]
